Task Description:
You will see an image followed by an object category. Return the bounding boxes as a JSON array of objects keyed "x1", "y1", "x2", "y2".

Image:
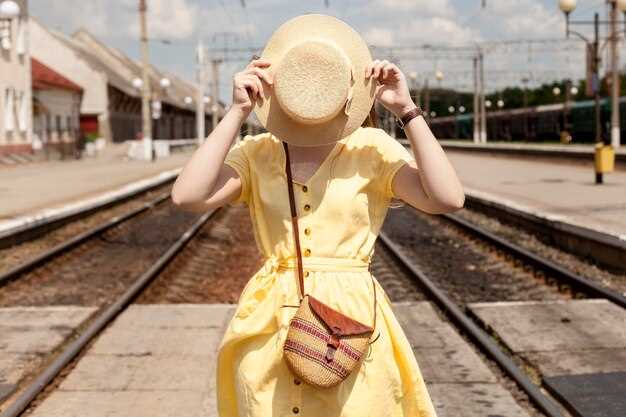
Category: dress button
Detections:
[
  {"x1": 304, "y1": 227, "x2": 311, "y2": 236},
  {"x1": 304, "y1": 248, "x2": 311, "y2": 257},
  {"x1": 292, "y1": 406, "x2": 300, "y2": 414},
  {"x1": 302, "y1": 185, "x2": 308, "y2": 192},
  {"x1": 294, "y1": 378, "x2": 301, "y2": 385},
  {"x1": 303, "y1": 204, "x2": 311, "y2": 211}
]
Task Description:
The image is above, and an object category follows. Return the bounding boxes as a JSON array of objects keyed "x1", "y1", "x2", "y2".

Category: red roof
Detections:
[{"x1": 31, "y1": 58, "x2": 83, "y2": 93}]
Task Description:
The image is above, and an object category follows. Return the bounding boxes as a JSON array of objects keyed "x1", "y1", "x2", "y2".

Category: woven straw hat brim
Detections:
[{"x1": 253, "y1": 14, "x2": 376, "y2": 146}]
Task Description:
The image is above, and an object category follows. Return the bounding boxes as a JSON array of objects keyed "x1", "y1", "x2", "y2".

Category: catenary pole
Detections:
[
  {"x1": 609, "y1": 0, "x2": 621, "y2": 147},
  {"x1": 473, "y1": 55, "x2": 480, "y2": 143},
  {"x1": 211, "y1": 59, "x2": 221, "y2": 133},
  {"x1": 139, "y1": 0, "x2": 153, "y2": 161},
  {"x1": 479, "y1": 50, "x2": 487, "y2": 143},
  {"x1": 196, "y1": 40, "x2": 207, "y2": 144}
]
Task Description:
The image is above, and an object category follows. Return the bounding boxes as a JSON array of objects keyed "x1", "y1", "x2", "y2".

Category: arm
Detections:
[
  {"x1": 171, "y1": 58, "x2": 273, "y2": 212},
  {"x1": 365, "y1": 60, "x2": 465, "y2": 214}
]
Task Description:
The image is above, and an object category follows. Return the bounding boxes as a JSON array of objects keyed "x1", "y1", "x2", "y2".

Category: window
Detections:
[
  {"x1": 56, "y1": 115, "x2": 62, "y2": 135},
  {"x1": 17, "y1": 91, "x2": 27, "y2": 132},
  {"x1": 16, "y1": 18, "x2": 25, "y2": 56},
  {"x1": 4, "y1": 88, "x2": 15, "y2": 132}
]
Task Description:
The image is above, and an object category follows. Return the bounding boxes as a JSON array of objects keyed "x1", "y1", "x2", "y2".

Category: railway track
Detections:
[
  {"x1": 2, "y1": 201, "x2": 623, "y2": 417},
  {"x1": 0, "y1": 202, "x2": 262, "y2": 416},
  {"x1": 0, "y1": 171, "x2": 179, "y2": 250},
  {"x1": 380, "y1": 204, "x2": 626, "y2": 417}
]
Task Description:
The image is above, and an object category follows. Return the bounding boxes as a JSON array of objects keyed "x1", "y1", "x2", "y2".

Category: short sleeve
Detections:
[
  {"x1": 224, "y1": 135, "x2": 252, "y2": 205},
  {"x1": 374, "y1": 129, "x2": 415, "y2": 199}
]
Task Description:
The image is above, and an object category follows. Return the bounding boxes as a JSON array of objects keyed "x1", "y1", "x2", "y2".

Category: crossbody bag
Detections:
[{"x1": 280, "y1": 140, "x2": 379, "y2": 388}]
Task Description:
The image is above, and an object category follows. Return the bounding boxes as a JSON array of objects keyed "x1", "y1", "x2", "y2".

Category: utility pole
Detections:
[
  {"x1": 609, "y1": 0, "x2": 621, "y2": 147},
  {"x1": 196, "y1": 41, "x2": 207, "y2": 144},
  {"x1": 423, "y1": 78, "x2": 430, "y2": 115},
  {"x1": 139, "y1": 0, "x2": 153, "y2": 161},
  {"x1": 473, "y1": 55, "x2": 480, "y2": 143},
  {"x1": 593, "y1": 13, "x2": 602, "y2": 145},
  {"x1": 479, "y1": 50, "x2": 487, "y2": 143},
  {"x1": 211, "y1": 59, "x2": 222, "y2": 133}
]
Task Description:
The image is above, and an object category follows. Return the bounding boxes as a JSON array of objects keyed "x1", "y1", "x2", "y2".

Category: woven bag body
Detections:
[{"x1": 284, "y1": 294, "x2": 373, "y2": 388}]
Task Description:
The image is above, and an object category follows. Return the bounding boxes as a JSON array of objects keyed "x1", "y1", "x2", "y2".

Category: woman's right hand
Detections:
[{"x1": 231, "y1": 57, "x2": 273, "y2": 118}]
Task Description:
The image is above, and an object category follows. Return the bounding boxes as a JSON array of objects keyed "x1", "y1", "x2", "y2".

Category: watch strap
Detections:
[{"x1": 398, "y1": 106, "x2": 424, "y2": 128}]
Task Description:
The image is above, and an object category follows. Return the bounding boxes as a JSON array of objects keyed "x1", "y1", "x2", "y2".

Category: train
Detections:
[{"x1": 424, "y1": 96, "x2": 626, "y2": 143}]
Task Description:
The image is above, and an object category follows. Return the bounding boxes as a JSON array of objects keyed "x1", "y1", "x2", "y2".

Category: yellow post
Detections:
[{"x1": 594, "y1": 143, "x2": 615, "y2": 173}]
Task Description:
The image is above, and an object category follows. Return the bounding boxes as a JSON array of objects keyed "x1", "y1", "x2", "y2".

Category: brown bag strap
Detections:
[{"x1": 282, "y1": 141, "x2": 377, "y2": 331}]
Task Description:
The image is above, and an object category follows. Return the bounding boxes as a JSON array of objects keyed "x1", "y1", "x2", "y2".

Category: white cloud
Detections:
[
  {"x1": 486, "y1": 0, "x2": 563, "y2": 38},
  {"x1": 364, "y1": 27, "x2": 394, "y2": 46},
  {"x1": 374, "y1": 0, "x2": 455, "y2": 17},
  {"x1": 33, "y1": 0, "x2": 198, "y2": 40},
  {"x1": 149, "y1": 0, "x2": 197, "y2": 39}
]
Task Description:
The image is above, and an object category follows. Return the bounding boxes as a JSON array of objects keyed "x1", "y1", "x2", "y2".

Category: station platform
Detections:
[
  {"x1": 3, "y1": 302, "x2": 530, "y2": 417},
  {"x1": 0, "y1": 306, "x2": 97, "y2": 403},
  {"x1": 439, "y1": 144, "x2": 626, "y2": 240},
  {"x1": 437, "y1": 140, "x2": 626, "y2": 165},
  {"x1": 469, "y1": 299, "x2": 626, "y2": 417},
  {"x1": 0, "y1": 142, "x2": 194, "y2": 223}
]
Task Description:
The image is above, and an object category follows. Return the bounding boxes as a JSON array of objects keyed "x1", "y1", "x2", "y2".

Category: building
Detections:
[
  {"x1": 0, "y1": 0, "x2": 32, "y2": 155},
  {"x1": 30, "y1": 19, "x2": 208, "y2": 145},
  {"x1": 2, "y1": 9, "x2": 237, "y2": 157},
  {"x1": 31, "y1": 57, "x2": 83, "y2": 158}
]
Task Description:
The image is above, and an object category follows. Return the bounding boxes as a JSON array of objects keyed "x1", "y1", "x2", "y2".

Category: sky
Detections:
[{"x1": 30, "y1": 0, "x2": 616, "y2": 103}]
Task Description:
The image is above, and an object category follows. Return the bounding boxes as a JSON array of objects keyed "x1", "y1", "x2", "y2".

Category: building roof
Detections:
[
  {"x1": 31, "y1": 57, "x2": 83, "y2": 92},
  {"x1": 71, "y1": 28, "x2": 207, "y2": 112}
]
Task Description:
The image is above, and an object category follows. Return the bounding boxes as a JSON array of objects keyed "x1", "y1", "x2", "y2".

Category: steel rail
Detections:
[
  {"x1": 378, "y1": 231, "x2": 567, "y2": 417},
  {"x1": 0, "y1": 172, "x2": 178, "y2": 249},
  {"x1": 0, "y1": 208, "x2": 218, "y2": 417},
  {"x1": 0, "y1": 193, "x2": 171, "y2": 288},
  {"x1": 441, "y1": 212, "x2": 626, "y2": 309}
]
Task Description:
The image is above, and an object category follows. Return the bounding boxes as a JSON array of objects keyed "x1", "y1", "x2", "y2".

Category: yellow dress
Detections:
[{"x1": 216, "y1": 126, "x2": 438, "y2": 417}]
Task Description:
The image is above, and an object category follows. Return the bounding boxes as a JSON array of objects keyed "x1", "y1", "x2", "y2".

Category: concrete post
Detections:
[{"x1": 139, "y1": 0, "x2": 153, "y2": 161}]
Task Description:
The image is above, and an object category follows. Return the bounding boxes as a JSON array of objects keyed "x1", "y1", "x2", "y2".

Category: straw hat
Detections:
[{"x1": 253, "y1": 14, "x2": 376, "y2": 146}]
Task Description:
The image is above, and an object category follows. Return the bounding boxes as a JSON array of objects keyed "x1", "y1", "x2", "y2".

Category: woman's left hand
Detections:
[{"x1": 365, "y1": 59, "x2": 415, "y2": 118}]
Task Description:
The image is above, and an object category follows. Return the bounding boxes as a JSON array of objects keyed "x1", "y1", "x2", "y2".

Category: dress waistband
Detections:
[{"x1": 261, "y1": 256, "x2": 371, "y2": 273}]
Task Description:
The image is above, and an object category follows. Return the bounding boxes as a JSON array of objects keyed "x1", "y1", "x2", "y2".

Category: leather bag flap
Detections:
[{"x1": 307, "y1": 294, "x2": 373, "y2": 336}]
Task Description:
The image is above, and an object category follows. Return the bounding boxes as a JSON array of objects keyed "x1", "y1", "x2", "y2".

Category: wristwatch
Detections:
[{"x1": 396, "y1": 106, "x2": 425, "y2": 129}]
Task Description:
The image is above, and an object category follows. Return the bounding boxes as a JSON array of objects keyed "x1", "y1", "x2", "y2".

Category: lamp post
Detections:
[
  {"x1": 558, "y1": 0, "x2": 625, "y2": 183},
  {"x1": 196, "y1": 41, "x2": 208, "y2": 144},
  {"x1": 151, "y1": 77, "x2": 170, "y2": 135},
  {"x1": 521, "y1": 76, "x2": 530, "y2": 140}
]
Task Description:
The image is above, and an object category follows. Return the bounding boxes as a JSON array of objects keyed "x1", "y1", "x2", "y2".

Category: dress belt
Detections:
[{"x1": 260, "y1": 255, "x2": 371, "y2": 273}]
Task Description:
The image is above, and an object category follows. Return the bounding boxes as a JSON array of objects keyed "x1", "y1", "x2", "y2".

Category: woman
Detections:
[{"x1": 172, "y1": 14, "x2": 464, "y2": 417}]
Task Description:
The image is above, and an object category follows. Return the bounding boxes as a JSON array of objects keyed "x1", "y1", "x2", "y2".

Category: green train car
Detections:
[{"x1": 425, "y1": 97, "x2": 625, "y2": 144}]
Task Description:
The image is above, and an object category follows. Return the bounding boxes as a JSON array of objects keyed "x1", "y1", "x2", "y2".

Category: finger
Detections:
[
  {"x1": 377, "y1": 60, "x2": 390, "y2": 80},
  {"x1": 365, "y1": 60, "x2": 377, "y2": 78},
  {"x1": 373, "y1": 62, "x2": 383, "y2": 81},
  {"x1": 382, "y1": 64, "x2": 390, "y2": 80},
  {"x1": 253, "y1": 76, "x2": 264, "y2": 99},
  {"x1": 388, "y1": 63, "x2": 401, "y2": 78},
  {"x1": 240, "y1": 77, "x2": 259, "y2": 98},
  {"x1": 382, "y1": 63, "x2": 396, "y2": 80},
  {"x1": 244, "y1": 74, "x2": 263, "y2": 99},
  {"x1": 245, "y1": 67, "x2": 273, "y2": 85},
  {"x1": 370, "y1": 59, "x2": 380, "y2": 77},
  {"x1": 248, "y1": 58, "x2": 271, "y2": 68}
]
